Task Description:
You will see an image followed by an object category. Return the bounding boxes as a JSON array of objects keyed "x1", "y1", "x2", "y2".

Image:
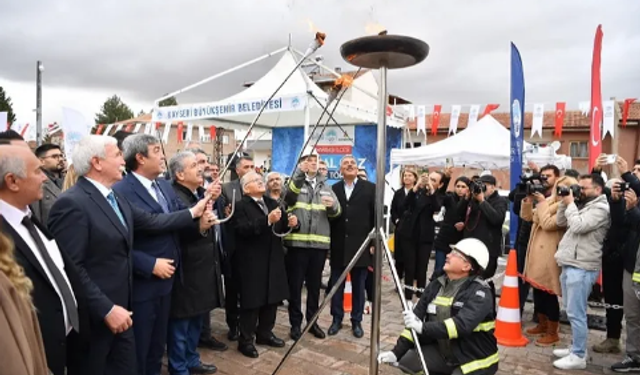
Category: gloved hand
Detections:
[
  {"x1": 377, "y1": 351, "x2": 397, "y2": 364},
  {"x1": 633, "y1": 282, "x2": 640, "y2": 301},
  {"x1": 402, "y1": 308, "x2": 423, "y2": 334}
]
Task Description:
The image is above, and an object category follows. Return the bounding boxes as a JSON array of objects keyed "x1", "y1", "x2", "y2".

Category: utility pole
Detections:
[{"x1": 36, "y1": 61, "x2": 43, "y2": 146}]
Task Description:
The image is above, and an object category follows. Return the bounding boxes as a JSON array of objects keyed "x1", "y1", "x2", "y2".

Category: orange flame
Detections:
[
  {"x1": 365, "y1": 22, "x2": 386, "y2": 35},
  {"x1": 306, "y1": 19, "x2": 319, "y2": 33},
  {"x1": 333, "y1": 74, "x2": 354, "y2": 89}
]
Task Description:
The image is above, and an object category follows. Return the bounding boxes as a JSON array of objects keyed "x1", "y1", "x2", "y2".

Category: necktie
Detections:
[
  {"x1": 152, "y1": 182, "x2": 170, "y2": 213},
  {"x1": 106, "y1": 192, "x2": 127, "y2": 228},
  {"x1": 256, "y1": 200, "x2": 268, "y2": 215},
  {"x1": 21, "y1": 216, "x2": 80, "y2": 333}
]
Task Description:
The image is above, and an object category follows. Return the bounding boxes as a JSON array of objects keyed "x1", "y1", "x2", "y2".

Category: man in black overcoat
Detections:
[{"x1": 231, "y1": 171, "x2": 296, "y2": 358}]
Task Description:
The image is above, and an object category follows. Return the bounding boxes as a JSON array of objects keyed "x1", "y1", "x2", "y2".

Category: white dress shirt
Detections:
[
  {"x1": 344, "y1": 178, "x2": 357, "y2": 200},
  {"x1": 85, "y1": 176, "x2": 112, "y2": 199},
  {"x1": 132, "y1": 172, "x2": 160, "y2": 203},
  {"x1": 0, "y1": 200, "x2": 77, "y2": 334}
]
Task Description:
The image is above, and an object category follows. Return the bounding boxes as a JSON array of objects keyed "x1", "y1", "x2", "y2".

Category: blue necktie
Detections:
[
  {"x1": 106, "y1": 192, "x2": 127, "y2": 228},
  {"x1": 152, "y1": 182, "x2": 170, "y2": 213}
]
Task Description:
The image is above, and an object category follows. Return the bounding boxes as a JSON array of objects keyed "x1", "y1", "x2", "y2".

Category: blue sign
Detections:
[{"x1": 510, "y1": 42, "x2": 525, "y2": 249}]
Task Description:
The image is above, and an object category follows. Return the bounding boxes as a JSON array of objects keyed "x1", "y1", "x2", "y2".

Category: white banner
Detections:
[
  {"x1": 62, "y1": 107, "x2": 92, "y2": 165},
  {"x1": 531, "y1": 103, "x2": 544, "y2": 138},
  {"x1": 408, "y1": 105, "x2": 415, "y2": 121},
  {"x1": 143, "y1": 123, "x2": 152, "y2": 135},
  {"x1": 603, "y1": 100, "x2": 615, "y2": 139},
  {"x1": 198, "y1": 125, "x2": 205, "y2": 142},
  {"x1": 468, "y1": 104, "x2": 480, "y2": 127},
  {"x1": 186, "y1": 123, "x2": 193, "y2": 142},
  {"x1": 115, "y1": 124, "x2": 124, "y2": 132},
  {"x1": 152, "y1": 95, "x2": 306, "y2": 122},
  {"x1": 0, "y1": 112, "x2": 6, "y2": 130},
  {"x1": 162, "y1": 122, "x2": 171, "y2": 143},
  {"x1": 579, "y1": 101, "x2": 590, "y2": 116},
  {"x1": 449, "y1": 105, "x2": 461, "y2": 135},
  {"x1": 133, "y1": 123, "x2": 142, "y2": 133},
  {"x1": 416, "y1": 105, "x2": 426, "y2": 135},
  {"x1": 104, "y1": 124, "x2": 114, "y2": 136}
]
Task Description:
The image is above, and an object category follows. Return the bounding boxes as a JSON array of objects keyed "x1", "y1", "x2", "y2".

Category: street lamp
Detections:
[{"x1": 36, "y1": 61, "x2": 43, "y2": 145}]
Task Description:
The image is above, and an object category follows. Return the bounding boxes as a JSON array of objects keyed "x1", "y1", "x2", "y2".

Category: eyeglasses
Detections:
[
  {"x1": 43, "y1": 154, "x2": 64, "y2": 160},
  {"x1": 450, "y1": 249, "x2": 469, "y2": 263}
]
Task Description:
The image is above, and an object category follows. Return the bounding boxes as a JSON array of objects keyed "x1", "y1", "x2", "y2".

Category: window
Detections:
[
  {"x1": 222, "y1": 135, "x2": 229, "y2": 145},
  {"x1": 569, "y1": 141, "x2": 588, "y2": 158},
  {"x1": 404, "y1": 142, "x2": 422, "y2": 148},
  {"x1": 200, "y1": 134, "x2": 211, "y2": 143}
]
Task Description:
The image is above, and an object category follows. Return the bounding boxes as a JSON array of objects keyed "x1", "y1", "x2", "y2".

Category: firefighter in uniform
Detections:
[
  {"x1": 284, "y1": 147, "x2": 341, "y2": 340},
  {"x1": 378, "y1": 238, "x2": 499, "y2": 375}
]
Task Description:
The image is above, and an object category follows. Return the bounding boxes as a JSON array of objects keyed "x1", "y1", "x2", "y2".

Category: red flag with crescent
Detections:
[
  {"x1": 481, "y1": 104, "x2": 500, "y2": 118},
  {"x1": 209, "y1": 126, "x2": 216, "y2": 140},
  {"x1": 125, "y1": 123, "x2": 133, "y2": 132},
  {"x1": 554, "y1": 102, "x2": 565, "y2": 138},
  {"x1": 177, "y1": 122, "x2": 184, "y2": 143},
  {"x1": 623, "y1": 98, "x2": 637, "y2": 127},
  {"x1": 588, "y1": 25, "x2": 604, "y2": 171},
  {"x1": 155, "y1": 122, "x2": 162, "y2": 130},
  {"x1": 431, "y1": 105, "x2": 441, "y2": 135},
  {"x1": 96, "y1": 124, "x2": 104, "y2": 135}
]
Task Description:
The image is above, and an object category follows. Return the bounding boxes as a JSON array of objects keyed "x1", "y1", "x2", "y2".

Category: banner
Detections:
[
  {"x1": 468, "y1": 104, "x2": 480, "y2": 127},
  {"x1": 152, "y1": 95, "x2": 306, "y2": 122},
  {"x1": 589, "y1": 25, "x2": 604, "y2": 171},
  {"x1": 416, "y1": 105, "x2": 426, "y2": 135},
  {"x1": 602, "y1": 100, "x2": 615, "y2": 139},
  {"x1": 0, "y1": 112, "x2": 7, "y2": 130},
  {"x1": 531, "y1": 103, "x2": 544, "y2": 138},
  {"x1": 510, "y1": 42, "x2": 525, "y2": 249},
  {"x1": 449, "y1": 105, "x2": 461, "y2": 135},
  {"x1": 61, "y1": 107, "x2": 92, "y2": 165}
]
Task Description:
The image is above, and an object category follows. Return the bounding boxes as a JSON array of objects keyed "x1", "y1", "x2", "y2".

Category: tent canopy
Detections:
[
  {"x1": 390, "y1": 115, "x2": 571, "y2": 170},
  {"x1": 152, "y1": 49, "x2": 405, "y2": 130}
]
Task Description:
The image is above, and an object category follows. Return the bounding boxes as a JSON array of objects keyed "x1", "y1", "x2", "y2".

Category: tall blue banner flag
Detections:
[{"x1": 509, "y1": 42, "x2": 525, "y2": 249}]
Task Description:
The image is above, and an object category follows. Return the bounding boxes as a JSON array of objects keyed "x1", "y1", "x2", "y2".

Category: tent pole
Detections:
[{"x1": 154, "y1": 46, "x2": 289, "y2": 104}]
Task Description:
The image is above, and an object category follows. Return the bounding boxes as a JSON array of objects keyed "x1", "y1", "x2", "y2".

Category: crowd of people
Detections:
[{"x1": 1, "y1": 126, "x2": 639, "y2": 375}]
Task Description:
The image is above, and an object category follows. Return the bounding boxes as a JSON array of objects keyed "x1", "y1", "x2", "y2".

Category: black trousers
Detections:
[
  {"x1": 394, "y1": 235, "x2": 405, "y2": 280},
  {"x1": 132, "y1": 294, "x2": 171, "y2": 375},
  {"x1": 533, "y1": 288, "x2": 560, "y2": 321},
  {"x1": 238, "y1": 304, "x2": 278, "y2": 345},
  {"x1": 223, "y1": 270, "x2": 239, "y2": 332},
  {"x1": 82, "y1": 323, "x2": 136, "y2": 375},
  {"x1": 402, "y1": 240, "x2": 431, "y2": 300},
  {"x1": 516, "y1": 242, "x2": 531, "y2": 314},
  {"x1": 286, "y1": 247, "x2": 326, "y2": 328},
  {"x1": 482, "y1": 256, "x2": 498, "y2": 315},
  {"x1": 603, "y1": 254, "x2": 624, "y2": 339}
]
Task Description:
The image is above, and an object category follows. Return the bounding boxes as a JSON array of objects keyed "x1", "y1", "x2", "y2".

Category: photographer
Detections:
[
  {"x1": 396, "y1": 172, "x2": 442, "y2": 300},
  {"x1": 552, "y1": 173, "x2": 610, "y2": 370},
  {"x1": 455, "y1": 174, "x2": 508, "y2": 311},
  {"x1": 520, "y1": 175, "x2": 576, "y2": 346}
]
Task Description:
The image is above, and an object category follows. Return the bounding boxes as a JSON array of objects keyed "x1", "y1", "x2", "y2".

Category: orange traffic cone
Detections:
[
  {"x1": 344, "y1": 273, "x2": 353, "y2": 313},
  {"x1": 494, "y1": 249, "x2": 529, "y2": 347}
]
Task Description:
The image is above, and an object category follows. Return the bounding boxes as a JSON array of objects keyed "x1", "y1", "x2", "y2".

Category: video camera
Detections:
[
  {"x1": 556, "y1": 184, "x2": 581, "y2": 197},
  {"x1": 519, "y1": 174, "x2": 548, "y2": 195},
  {"x1": 470, "y1": 180, "x2": 487, "y2": 195}
]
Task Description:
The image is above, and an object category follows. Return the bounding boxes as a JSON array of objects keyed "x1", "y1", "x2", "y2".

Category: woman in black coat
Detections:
[{"x1": 391, "y1": 168, "x2": 418, "y2": 279}]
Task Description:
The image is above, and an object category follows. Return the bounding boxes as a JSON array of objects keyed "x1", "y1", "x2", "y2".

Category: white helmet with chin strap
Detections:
[
  {"x1": 300, "y1": 145, "x2": 319, "y2": 160},
  {"x1": 449, "y1": 238, "x2": 489, "y2": 270}
]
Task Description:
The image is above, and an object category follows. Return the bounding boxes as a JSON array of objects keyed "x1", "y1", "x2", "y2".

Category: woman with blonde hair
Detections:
[
  {"x1": 62, "y1": 164, "x2": 78, "y2": 191},
  {"x1": 520, "y1": 175, "x2": 578, "y2": 346},
  {"x1": 0, "y1": 230, "x2": 50, "y2": 374}
]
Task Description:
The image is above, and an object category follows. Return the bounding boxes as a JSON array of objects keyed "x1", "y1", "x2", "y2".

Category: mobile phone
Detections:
[
  {"x1": 445, "y1": 158, "x2": 453, "y2": 169},
  {"x1": 606, "y1": 154, "x2": 617, "y2": 164}
]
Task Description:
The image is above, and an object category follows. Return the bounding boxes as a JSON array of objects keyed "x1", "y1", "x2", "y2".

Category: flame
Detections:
[
  {"x1": 365, "y1": 22, "x2": 386, "y2": 35},
  {"x1": 306, "y1": 19, "x2": 320, "y2": 33},
  {"x1": 333, "y1": 74, "x2": 354, "y2": 89}
]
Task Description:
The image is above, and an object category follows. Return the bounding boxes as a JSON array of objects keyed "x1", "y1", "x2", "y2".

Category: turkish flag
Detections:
[
  {"x1": 155, "y1": 122, "x2": 161, "y2": 130},
  {"x1": 588, "y1": 25, "x2": 604, "y2": 171},
  {"x1": 431, "y1": 105, "x2": 442, "y2": 135},
  {"x1": 554, "y1": 102, "x2": 566, "y2": 137},
  {"x1": 623, "y1": 98, "x2": 637, "y2": 127},
  {"x1": 209, "y1": 126, "x2": 216, "y2": 140},
  {"x1": 96, "y1": 124, "x2": 104, "y2": 135},
  {"x1": 20, "y1": 123, "x2": 29, "y2": 137},
  {"x1": 481, "y1": 104, "x2": 500, "y2": 118},
  {"x1": 386, "y1": 105, "x2": 393, "y2": 116},
  {"x1": 125, "y1": 123, "x2": 133, "y2": 132},
  {"x1": 177, "y1": 122, "x2": 184, "y2": 143}
]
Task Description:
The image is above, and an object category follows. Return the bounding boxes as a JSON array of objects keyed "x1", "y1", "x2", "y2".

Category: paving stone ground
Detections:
[{"x1": 162, "y1": 257, "x2": 624, "y2": 375}]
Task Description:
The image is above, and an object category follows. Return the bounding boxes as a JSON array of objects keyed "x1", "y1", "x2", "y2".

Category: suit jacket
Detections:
[
  {"x1": 47, "y1": 177, "x2": 196, "y2": 324},
  {"x1": 0, "y1": 215, "x2": 88, "y2": 375},
  {"x1": 29, "y1": 178, "x2": 62, "y2": 227},
  {"x1": 330, "y1": 179, "x2": 376, "y2": 268},
  {"x1": 0, "y1": 271, "x2": 50, "y2": 375},
  {"x1": 113, "y1": 173, "x2": 196, "y2": 303},
  {"x1": 220, "y1": 179, "x2": 243, "y2": 262},
  {"x1": 231, "y1": 195, "x2": 289, "y2": 310}
]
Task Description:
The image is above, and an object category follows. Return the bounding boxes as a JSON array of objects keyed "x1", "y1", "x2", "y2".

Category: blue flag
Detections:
[{"x1": 509, "y1": 42, "x2": 525, "y2": 249}]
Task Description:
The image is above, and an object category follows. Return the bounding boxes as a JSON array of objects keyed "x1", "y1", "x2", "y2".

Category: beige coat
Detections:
[
  {"x1": 0, "y1": 272, "x2": 50, "y2": 375},
  {"x1": 520, "y1": 197, "x2": 564, "y2": 296}
]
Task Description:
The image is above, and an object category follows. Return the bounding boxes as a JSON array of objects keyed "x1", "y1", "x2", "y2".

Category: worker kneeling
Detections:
[{"x1": 378, "y1": 238, "x2": 499, "y2": 375}]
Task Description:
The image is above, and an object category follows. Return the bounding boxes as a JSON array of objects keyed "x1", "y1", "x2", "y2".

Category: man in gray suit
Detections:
[{"x1": 30, "y1": 144, "x2": 65, "y2": 225}]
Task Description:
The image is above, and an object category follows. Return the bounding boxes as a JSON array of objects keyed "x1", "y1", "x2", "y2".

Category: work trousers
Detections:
[
  {"x1": 398, "y1": 344, "x2": 463, "y2": 375},
  {"x1": 286, "y1": 247, "x2": 326, "y2": 328},
  {"x1": 623, "y1": 271, "x2": 640, "y2": 361}
]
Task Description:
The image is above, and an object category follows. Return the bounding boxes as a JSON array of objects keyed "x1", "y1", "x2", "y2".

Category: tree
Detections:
[
  {"x1": 137, "y1": 109, "x2": 145, "y2": 117},
  {"x1": 158, "y1": 95, "x2": 178, "y2": 107},
  {"x1": 95, "y1": 95, "x2": 134, "y2": 124},
  {"x1": 0, "y1": 86, "x2": 17, "y2": 125}
]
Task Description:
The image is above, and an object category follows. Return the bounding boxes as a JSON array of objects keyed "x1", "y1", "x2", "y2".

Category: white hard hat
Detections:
[
  {"x1": 301, "y1": 146, "x2": 319, "y2": 159},
  {"x1": 449, "y1": 238, "x2": 489, "y2": 270}
]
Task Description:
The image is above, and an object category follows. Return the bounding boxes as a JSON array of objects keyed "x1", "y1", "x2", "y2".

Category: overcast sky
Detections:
[{"x1": 1, "y1": 0, "x2": 639, "y2": 127}]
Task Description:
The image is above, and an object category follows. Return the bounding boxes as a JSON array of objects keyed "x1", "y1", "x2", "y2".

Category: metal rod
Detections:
[
  {"x1": 154, "y1": 46, "x2": 288, "y2": 104},
  {"x1": 369, "y1": 65, "x2": 388, "y2": 375},
  {"x1": 271, "y1": 229, "x2": 375, "y2": 375},
  {"x1": 36, "y1": 61, "x2": 43, "y2": 146},
  {"x1": 379, "y1": 228, "x2": 429, "y2": 375},
  {"x1": 218, "y1": 40, "x2": 323, "y2": 181}
]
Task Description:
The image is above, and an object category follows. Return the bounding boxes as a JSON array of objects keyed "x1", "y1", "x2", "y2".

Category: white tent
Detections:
[
  {"x1": 390, "y1": 115, "x2": 571, "y2": 169},
  {"x1": 151, "y1": 48, "x2": 405, "y2": 131}
]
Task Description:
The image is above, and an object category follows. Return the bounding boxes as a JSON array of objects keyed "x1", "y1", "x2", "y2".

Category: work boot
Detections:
[
  {"x1": 535, "y1": 320, "x2": 560, "y2": 347},
  {"x1": 593, "y1": 338, "x2": 621, "y2": 354},
  {"x1": 526, "y1": 313, "x2": 548, "y2": 335}
]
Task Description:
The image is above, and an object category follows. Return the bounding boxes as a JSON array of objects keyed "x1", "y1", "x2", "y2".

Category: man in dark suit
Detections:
[
  {"x1": 30, "y1": 143, "x2": 65, "y2": 226},
  {"x1": 47, "y1": 135, "x2": 212, "y2": 375},
  {"x1": 0, "y1": 145, "x2": 87, "y2": 375},
  {"x1": 231, "y1": 171, "x2": 293, "y2": 358},
  {"x1": 113, "y1": 134, "x2": 219, "y2": 375},
  {"x1": 327, "y1": 155, "x2": 376, "y2": 338},
  {"x1": 218, "y1": 155, "x2": 255, "y2": 341}
]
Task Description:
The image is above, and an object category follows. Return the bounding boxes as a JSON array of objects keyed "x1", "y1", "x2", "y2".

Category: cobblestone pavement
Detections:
[{"x1": 162, "y1": 258, "x2": 624, "y2": 375}]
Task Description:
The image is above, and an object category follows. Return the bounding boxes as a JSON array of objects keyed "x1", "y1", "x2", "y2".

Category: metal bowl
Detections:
[{"x1": 340, "y1": 35, "x2": 429, "y2": 69}]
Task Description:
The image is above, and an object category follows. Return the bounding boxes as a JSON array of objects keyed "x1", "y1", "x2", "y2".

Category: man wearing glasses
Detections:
[{"x1": 30, "y1": 144, "x2": 65, "y2": 225}]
